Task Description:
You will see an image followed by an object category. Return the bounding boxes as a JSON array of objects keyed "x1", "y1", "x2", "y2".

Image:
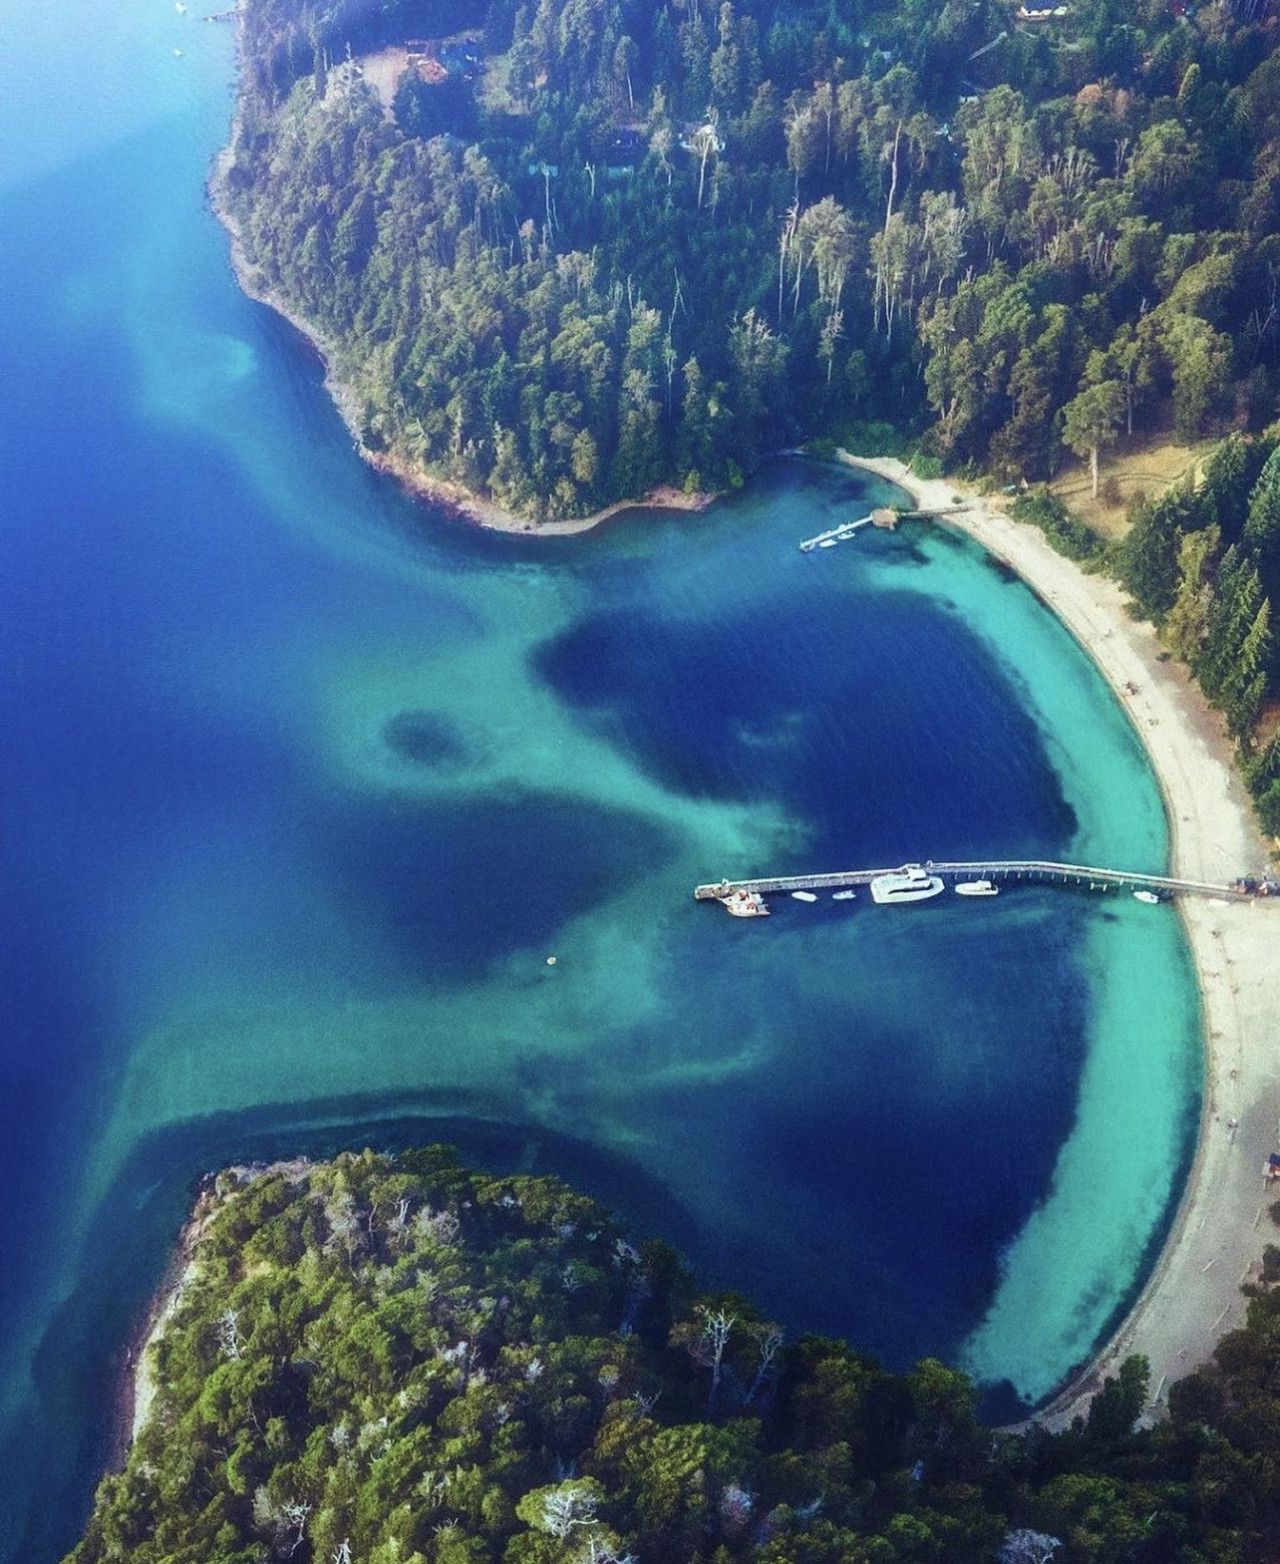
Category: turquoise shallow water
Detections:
[{"x1": 0, "y1": 4, "x2": 1200, "y2": 1557}]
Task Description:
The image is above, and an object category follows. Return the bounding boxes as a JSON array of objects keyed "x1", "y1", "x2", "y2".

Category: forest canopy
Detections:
[
  {"x1": 66, "y1": 1146, "x2": 1280, "y2": 1563},
  {"x1": 218, "y1": 0, "x2": 1280, "y2": 521}
]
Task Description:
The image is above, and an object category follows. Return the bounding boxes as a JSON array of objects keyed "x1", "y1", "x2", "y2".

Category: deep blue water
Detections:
[{"x1": 0, "y1": 6, "x2": 1199, "y2": 1560}]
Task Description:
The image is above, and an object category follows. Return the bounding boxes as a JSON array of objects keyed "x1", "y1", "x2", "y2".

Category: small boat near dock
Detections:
[
  {"x1": 1133, "y1": 889, "x2": 1162, "y2": 904},
  {"x1": 832, "y1": 889, "x2": 856, "y2": 901},
  {"x1": 791, "y1": 890, "x2": 819, "y2": 902},
  {"x1": 955, "y1": 879, "x2": 998, "y2": 897},
  {"x1": 799, "y1": 514, "x2": 874, "y2": 552},
  {"x1": 718, "y1": 886, "x2": 770, "y2": 917}
]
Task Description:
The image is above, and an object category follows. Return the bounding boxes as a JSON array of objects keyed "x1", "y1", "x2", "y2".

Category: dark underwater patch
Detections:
[
  {"x1": 312, "y1": 789, "x2": 678, "y2": 980},
  {"x1": 984, "y1": 554, "x2": 1022, "y2": 584},
  {"x1": 532, "y1": 591, "x2": 1079, "y2": 867},
  {"x1": 383, "y1": 709, "x2": 470, "y2": 770}
]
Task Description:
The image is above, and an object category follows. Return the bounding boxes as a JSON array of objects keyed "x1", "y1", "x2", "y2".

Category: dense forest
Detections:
[
  {"x1": 218, "y1": 0, "x2": 1280, "y2": 522},
  {"x1": 66, "y1": 1146, "x2": 1280, "y2": 1563}
]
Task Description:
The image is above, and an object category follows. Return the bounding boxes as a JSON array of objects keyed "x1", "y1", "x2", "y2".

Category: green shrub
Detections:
[
  {"x1": 835, "y1": 419, "x2": 912, "y2": 458},
  {"x1": 1012, "y1": 487, "x2": 1106, "y2": 567}
]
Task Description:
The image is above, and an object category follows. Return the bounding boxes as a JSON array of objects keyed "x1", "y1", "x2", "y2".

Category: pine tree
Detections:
[{"x1": 1163, "y1": 525, "x2": 1219, "y2": 665}]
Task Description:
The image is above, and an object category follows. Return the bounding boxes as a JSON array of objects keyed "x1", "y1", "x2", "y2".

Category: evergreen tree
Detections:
[
  {"x1": 1061, "y1": 381, "x2": 1126, "y2": 499},
  {"x1": 1163, "y1": 524, "x2": 1219, "y2": 665},
  {"x1": 1118, "y1": 493, "x2": 1188, "y2": 622},
  {"x1": 1244, "y1": 445, "x2": 1280, "y2": 605}
]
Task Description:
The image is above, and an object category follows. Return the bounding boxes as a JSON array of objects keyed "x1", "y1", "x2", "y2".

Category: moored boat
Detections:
[
  {"x1": 791, "y1": 890, "x2": 819, "y2": 902},
  {"x1": 720, "y1": 888, "x2": 770, "y2": 917},
  {"x1": 869, "y1": 865, "x2": 945, "y2": 905},
  {"x1": 955, "y1": 879, "x2": 998, "y2": 897},
  {"x1": 832, "y1": 889, "x2": 856, "y2": 901},
  {"x1": 1132, "y1": 889, "x2": 1161, "y2": 904}
]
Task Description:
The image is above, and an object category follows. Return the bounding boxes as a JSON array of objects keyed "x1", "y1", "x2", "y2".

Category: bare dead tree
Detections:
[
  {"x1": 744, "y1": 1324, "x2": 784, "y2": 1404},
  {"x1": 778, "y1": 199, "x2": 798, "y2": 322},
  {"x1": 281, "y1": 1501, "x2": 312, "y2": 1558},
  {"x1": 884, "y1": 118, "x2": 903, "y2": 230},
  {"x1": 217, "y1": 1308, "x2": 243, "y2": 1361},
  {"x1": 693, "y1": 116, "x2": 721, "y2": 210},
  {"x1": 540, "y1": 1483, "x2": 599, "y2": 1539},
  {"x1": 699, "y1": 1308, "x2": 735, "y2": 1413},
  {"x1": 580, "y1": 1538, "x2": 638, "y2": 1564},
  {"x1": 386, "y1": 1196, "x2": 412, "y2": 1249},
  {"x1": 998, "y1": 1530, "x2": 1062, "y2": 1564}
]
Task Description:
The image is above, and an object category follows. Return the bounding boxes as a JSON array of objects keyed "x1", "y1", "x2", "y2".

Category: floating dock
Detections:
[
  {"x1": 695, "y1": 859, "x2": 1260, "y2": 903},
  {"x1": 799, "y1": 504, "x2": 971, "y2": 552}
]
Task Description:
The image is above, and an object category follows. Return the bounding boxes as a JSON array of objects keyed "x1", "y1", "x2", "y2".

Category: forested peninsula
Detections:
[
  {"x1": 217, "y1": 0, "x2": 1280, "y2": 524},
  {"x1": 65, "y1": 1147, "x2": 1280, "y2": 1563}
]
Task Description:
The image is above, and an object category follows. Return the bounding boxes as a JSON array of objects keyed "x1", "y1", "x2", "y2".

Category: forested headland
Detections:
[
  {"x1": 214, "y1": 0, "x2": 1280, "y2": 827},
  {"x1": 65, "y1": 1146, "x2": 1280, "y2": 1563},
  {"x1": 217, "y1": 0, "x2": 1280, "y2": 524}
]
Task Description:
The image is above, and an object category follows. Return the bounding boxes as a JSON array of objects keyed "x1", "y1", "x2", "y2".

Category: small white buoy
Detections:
[{"x1": 545, "y1": 955, "x2": 557, "y2": 966}]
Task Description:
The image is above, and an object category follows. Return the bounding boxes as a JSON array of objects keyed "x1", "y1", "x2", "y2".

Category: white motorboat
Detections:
[
  {"x1": 869, "y1": 865, "x2": 945, "y2": 905},
  {"x1": 791, "y1": 890, "x2": 819, "y2": 902},
  {"x1": 1133, "y1": 889, "x2": 1161, "y2": 904},
  {"x1": 720, "y1": 889, "x2": 770, "y2": 917},
  {"x1": 955, "y1": 879, "x2": 998, "y2": 897},
  {"x1": 832, "y1": 889, "x2": 856, "y2": 901}
]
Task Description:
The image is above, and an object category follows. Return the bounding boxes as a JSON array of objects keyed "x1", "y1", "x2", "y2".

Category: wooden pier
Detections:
[
  {"x1": 799, "y1": 504, "x2": 971, "y2": 552},
  {"x1": 695, "y1": 859, "x2": 1260, "y2": 903}
]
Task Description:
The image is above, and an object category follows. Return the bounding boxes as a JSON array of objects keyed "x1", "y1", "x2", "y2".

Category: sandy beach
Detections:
[{"x1": 854, "y1": 454, "x2": 1280, "y2": 1424}]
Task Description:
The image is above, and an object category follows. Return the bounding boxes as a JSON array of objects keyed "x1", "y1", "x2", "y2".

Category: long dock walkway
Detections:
[
  {"x1": 798, "y1": 514, "x2": 873, "y2": 551},
  {"x1": 799, "y1": 503, "x2": 973, "y2": 552},
  {"x1": 695, "y1": 859, "x2": 1261, "y2": 902}
]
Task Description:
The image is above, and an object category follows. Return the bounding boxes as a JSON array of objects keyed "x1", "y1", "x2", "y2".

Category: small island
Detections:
[
  {"x1": 215, "y1": 0, "x2": 1280, "y2": 528},
  {"x1": 63, "y1": 1146, "x2": 1280, "y2": 1561}
]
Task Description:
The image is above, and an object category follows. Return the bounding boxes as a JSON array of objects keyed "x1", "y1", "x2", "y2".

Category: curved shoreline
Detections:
[
  {"x1": 852, "y1": 454, "x2": 1280, "y2": 1425},
  {"x1": 208, "y1": 93, "x2": 1278, "y2": 1411}
]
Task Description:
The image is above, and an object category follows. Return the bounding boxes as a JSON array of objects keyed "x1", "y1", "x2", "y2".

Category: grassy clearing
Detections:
[{"x1": 1050, "y1": 436, "x2": 1218, "y2": 541}]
